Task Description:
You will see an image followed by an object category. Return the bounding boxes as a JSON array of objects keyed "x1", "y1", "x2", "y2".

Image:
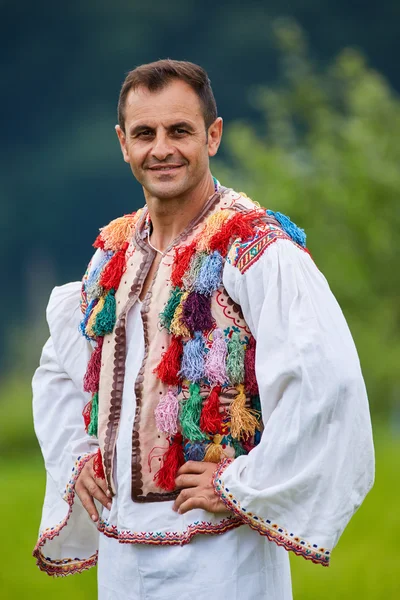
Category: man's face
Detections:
[{"x1": 116, "y1": 80, "x2": 222, "y2": 199}]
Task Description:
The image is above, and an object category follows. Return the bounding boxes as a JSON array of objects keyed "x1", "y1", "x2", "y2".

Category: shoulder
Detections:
[{"x1": 92, "y1": 207, "x2": 144, "y2": 251}]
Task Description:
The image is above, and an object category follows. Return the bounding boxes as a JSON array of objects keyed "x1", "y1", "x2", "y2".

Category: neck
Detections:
[{"x1": 144, "y1": 173, "x2": 216, "y2": 252}]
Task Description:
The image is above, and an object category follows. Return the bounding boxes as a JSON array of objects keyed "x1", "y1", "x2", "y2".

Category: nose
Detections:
[{"x1": 150, "y1": 131, "x2": 174, "y2": 161}]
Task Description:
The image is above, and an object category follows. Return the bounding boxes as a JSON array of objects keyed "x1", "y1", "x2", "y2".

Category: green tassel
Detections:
[
  {"x1": 159, "y1": 287, "x2": 183, "y2": 332},
  {"x1": 93, "y1": 289, "x2": 116, "y2": 336},
  {"x1": 231, "y1": 437, "x2": 247, "y2": 457},
  {"x1": 88, "y1": 392, "x2": 99, "y2": 437},
  {"x1": 180, "y1": 383, "x2": 208, "y2": 442},
  {"x1": 226, "y1": 332, "x2": 245, "y2": 385}
]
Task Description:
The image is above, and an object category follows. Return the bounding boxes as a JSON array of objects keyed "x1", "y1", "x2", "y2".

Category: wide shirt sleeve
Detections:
[
  {"x1": 214, "y1": 237, "x2": 374, "y2": 566},
  {"x1": 32, "y1": 282, "x2": 100, "y2": 576}
]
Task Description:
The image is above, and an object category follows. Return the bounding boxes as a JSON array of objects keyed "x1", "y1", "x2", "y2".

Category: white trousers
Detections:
[{"x1": 97, "y1": 526, "x2": 293, "y2": 600}]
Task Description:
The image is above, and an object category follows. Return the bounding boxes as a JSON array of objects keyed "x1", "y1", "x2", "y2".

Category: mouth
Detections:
[{"x1": 147, "y1": 165, "x2": 184, "y2": 174}]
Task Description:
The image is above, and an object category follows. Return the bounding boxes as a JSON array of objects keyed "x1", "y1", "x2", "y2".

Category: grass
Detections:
[{"x1": 1, "y1": 425, "x2": 397, "y2": 599}]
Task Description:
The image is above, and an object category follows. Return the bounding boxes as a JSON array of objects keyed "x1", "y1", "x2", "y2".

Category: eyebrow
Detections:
[{"x1": 129, "y1": 121, "x2": 195, "y2": 136}]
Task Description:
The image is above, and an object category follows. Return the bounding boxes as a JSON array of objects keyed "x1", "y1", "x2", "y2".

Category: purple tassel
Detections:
[
  {"x1": 182, "y1": 291, "x2": 213, "y2": 333},
  {"x1": 179, "y1": 332, "x2": 205, "y2": 382},
  {"x1": 194, "y1": 251, "x2": 223, "y2": 296}
]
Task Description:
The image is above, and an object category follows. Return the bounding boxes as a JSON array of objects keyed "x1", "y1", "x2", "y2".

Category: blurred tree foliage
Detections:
[{"x1": 216, "y1": 20, "x2": 400, "y2": 416}]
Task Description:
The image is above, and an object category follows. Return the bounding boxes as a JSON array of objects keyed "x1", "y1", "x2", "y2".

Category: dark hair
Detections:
[{"x1": 118, "y1": 59, "x2": 218, "y2": 132}]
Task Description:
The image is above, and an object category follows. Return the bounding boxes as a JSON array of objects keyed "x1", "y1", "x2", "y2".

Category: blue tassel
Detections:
[
  {"x1": 179, "y1": 332, "x2": 205, "y2": 382},
  {"x1": 185, "y1": 441, "x2": 207, "y2": 461},
  {"x1": 86, "y1": 251, "x2": 113, "y2": 301},
  {"x1": 79, "y1": 298, "x2": 99, "y2": 340},
  {"x1": 267, "y1": 210, "x2": 306, "y2": 247},
  {"x1": 194, "y1": 251, "x2": 224, "y2": 296}
]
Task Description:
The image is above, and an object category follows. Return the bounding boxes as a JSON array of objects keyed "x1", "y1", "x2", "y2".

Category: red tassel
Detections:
[
  {"x1": 93, "y1": 448, "x2": 105, "y2": 480},
  {"x1": 93, "y1": 234, "x2": 105, "y2": 249},
  {"x1": 200, "y1": 385, "x2": 223, "y2": 434},
  {"x1": 208, "y1": 211, "x2": 262, "y2": 256},
  {"x1": 82, "y1": 400, "x2": 92, "y2": 431},
  {"x1": 153, "y1": 336, "x2": 183, "y2": 385},
  {"x1": 244, "y1": 337, "x2": 259, "y2": 395},
  {"x1": 99, "y1": 242, "x2": 129, "y2": 290},
  {"x1": 83, "y1": 337, "x2": 104, "y2": 393},
  {"x1": 154, "y1": 433, "x2": 184, "y2": 491},
  {"x1": 171, "y1": 241, "x2": 197, "y2": 287}
]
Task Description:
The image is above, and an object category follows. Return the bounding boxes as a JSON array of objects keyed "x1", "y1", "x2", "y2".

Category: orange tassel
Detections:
[
  {"x1": 204, "y1": 434, "x2": 224, "y2": 463},
  {"x1": 153, "y1": 336, "x2": 183, "y2": 385},
  {"x1": 200, "y1": 385, "x2": 222, "y2": 434},
  {"x1": 154, "y1": 433, "x2": 184, "y2": 491}
]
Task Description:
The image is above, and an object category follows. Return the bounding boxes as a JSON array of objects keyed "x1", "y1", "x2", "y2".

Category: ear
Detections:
[
  {"x1": 115, "y1": 125, "x2": 130, "y2": 163},
  {"x1": 207, "y1": 117, "x2": 223, "y2": 157}
]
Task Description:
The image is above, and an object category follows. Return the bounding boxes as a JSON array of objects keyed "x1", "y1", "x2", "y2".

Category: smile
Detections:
[{"x1": 148, "y1": 165, "x2": 184, "y2": 171}]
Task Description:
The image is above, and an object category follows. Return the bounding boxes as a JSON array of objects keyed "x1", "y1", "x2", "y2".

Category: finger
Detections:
[
  {"x1": 76, "y1": 486, "x2": 100, "y2": 522},
  {"x1": 178, "y1": 496, "x2": 208, "y2": 515},
  {"x1": 175, "y1": 474, "x2": 200, "y2": 489},
  {"x1": 173, "y1": 486, "x2": 197, "y2": 512},
  {"x1": 95, "y1": 475, "x2": 112, "y2": 498},
  {"x1": 85, "y1": 478, "x2": 112, "y2": 511},
  {"x1": 176, "y1": 461, "x2": 206, "y2": 476}
]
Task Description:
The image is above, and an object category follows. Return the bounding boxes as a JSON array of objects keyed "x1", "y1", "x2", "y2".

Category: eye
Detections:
[
  {"x1": 173, "y1": 128, "x2": 188, "y2": 136},
  {"x1": 137, "y1": 130, "x2": 154, "y2": 138}
]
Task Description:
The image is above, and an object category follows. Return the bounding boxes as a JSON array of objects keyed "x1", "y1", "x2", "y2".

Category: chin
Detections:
[{"x1": 145, "y1": 180, "x2": 190, "y2": 200}]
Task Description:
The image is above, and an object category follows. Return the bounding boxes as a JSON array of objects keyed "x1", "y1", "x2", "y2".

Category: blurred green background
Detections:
[{"x1": 1, "y1": 1, "x2": 399, "y2": 598}]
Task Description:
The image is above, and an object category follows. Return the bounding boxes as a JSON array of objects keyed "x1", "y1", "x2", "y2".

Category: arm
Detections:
[{"x1": 211, "y1": 238, "x2": 374, "y2": 566}]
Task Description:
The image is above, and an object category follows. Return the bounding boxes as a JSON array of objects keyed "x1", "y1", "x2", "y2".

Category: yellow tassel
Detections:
[
  {"x1": 86, "y1": 296, "x2": 105, "y2": 337},
  {"x1": 204, "y1": 434, "x2": 224, "y2": 463},
  {"x1": 100, "y1": 210, "x2": 142, "y2": 251},
  {"x1": 230, "y1": 384, "x2": 260, "y2": 439},
  {"x1": 170, "y1": 291, "x2": 191, "y2": 337},
  {"x1": 197, "y1": 211, "x2": 231, "y2": 252}
]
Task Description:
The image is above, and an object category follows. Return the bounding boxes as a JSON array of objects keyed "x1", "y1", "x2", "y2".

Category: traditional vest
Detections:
[{"x1": 79, "y1": 187, "x2": 307, "y2": 503}]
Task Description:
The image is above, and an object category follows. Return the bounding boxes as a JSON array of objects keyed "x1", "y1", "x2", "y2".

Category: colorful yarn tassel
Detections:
[
  {"x1": 154, "y1": 433, "x2": 184, "y2": 491},
  {"x1": 98, "y1": 214, "x2": 137, "y2": 251},
  {"x1": 194, "y1": 251, "x2": 223, "y2": 295},
  {"x1": 180, "y1": 333, "x2": 206, "y2": 382},
  {"x1": 244, "y1": 336, "x2": 258, "y2": 395},
  {"x1": 80, "y1": 298, "x2": 99, "y2": 340},
  {"x1": 92, "y1": 289, "x2": 116, "y2": 337},
  {"x1": 197, "y1": 211, "x2": 231, "y2": 252},
  {"x1": 180, "y1": 383, "x2": 208, "y2": 442},
  {"x1": 185, "y1": 441, "x2": 207, "y2": 461},
  {"x1": 82, "y1": 400, "x2": 92, "y2": 431},
  {"x1": 159, "y1": 287, "x2": 183, "y2": 332},
  {"x1": 154, "y1": 336, "x2": 183, "y2": 386},
  {"x1": 93, "y1": 448, "x2": 105, "y2": 480},
  {"x1": 170, "y1": 291, "x2": 191, "y2": 338},
  {"x1": 230, "y1": 384, "x2": 259, "y2": 439},
  {"x1": 154, "y1": 389, "x2": 180, "y2": 435},
  {"x1": 83, "y1": 337, "x2": 104, "y2": 393},
  {"x1": 205, "y1": 328, "x2": 227, "y2": 386},
  {"x1": 231, "y1": 436, "x2": 247, "y2": 457},
  {"x1": 182, "y1": 291, "x2": 213, "y2": 333},
  {"x1": 88, "y1": 392, "x2": 99, "y2": 437},
  {"x1": 200, "y1": 385, "x2": 223, "y2": 434},
  {"x1": 86, "y1": 251, "x2": 113, "y2": 302},
  {"x1": 99, "y1": 242, "x2": 128, "y2": 290},
  {"x1": 208, "y1": 211, "x2": 261, "y2": 256},
  {"x1": 266, "y1": 210, "x2": 306, "y2": 247},
  {"x1": 182, "y1": 252, "x2": 207, "y2": 291},
  {"x1": 226, "y1": 332, "x2": 245, "y2": 385},
  {"x1": 171, "y1": 241, "x2": 197, "y2": 287},
  {"x1": 204, "y1": 434, "x2": 224, "y2": 463}
]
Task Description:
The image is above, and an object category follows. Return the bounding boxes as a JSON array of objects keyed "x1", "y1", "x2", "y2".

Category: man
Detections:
[{"x1": 33, "y1": 60, "x2": 374, "y2": 599}]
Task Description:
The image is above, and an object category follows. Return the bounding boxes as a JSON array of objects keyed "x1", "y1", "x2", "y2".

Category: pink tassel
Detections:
[
  {"x1": 205, "y1": 329, "x2": 227, "y2": 386},
  {"x1": 83, "y1": 337, "x2": 104, "y2": 393},
  {"x1": 154, "y1": 389, "x2": 180, "y2": 435},
  {"x1": 244, "y1": 337, "x2": 258, "y2": 395}
]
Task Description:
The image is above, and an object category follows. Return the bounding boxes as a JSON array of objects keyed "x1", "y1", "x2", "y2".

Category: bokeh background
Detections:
[{"x1": 1, "y1": 1, "x2": 399, "y2": 598}]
